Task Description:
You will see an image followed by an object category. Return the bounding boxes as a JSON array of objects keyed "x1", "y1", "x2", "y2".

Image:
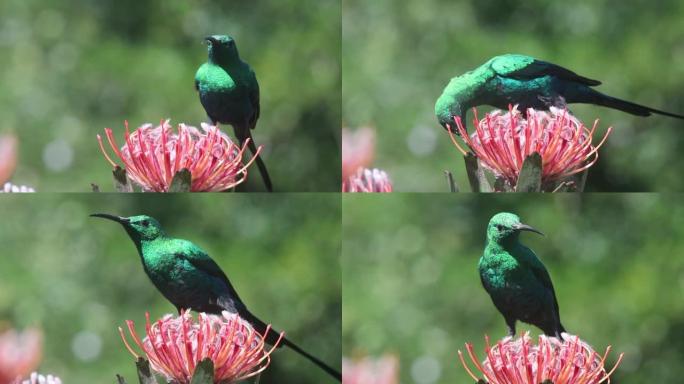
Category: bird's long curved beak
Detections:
[
  {"x1": 90, "y1": 213, "x2": 129, "y2": 224},
  {"x1": 515, "y1": 223, "x2": 545, "y2": 236}
]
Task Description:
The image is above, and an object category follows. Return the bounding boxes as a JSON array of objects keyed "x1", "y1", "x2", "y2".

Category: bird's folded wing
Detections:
[
  {"x1": 179, "y1": 245, "x2": 246, "y2": 305},
  {"x1": 525, "y1": 255, "x2": 562, "y2": 316},
  {"x1": 248, "y1": 68, "x2": 260, "y2": 130},
  {"x1": 492, "y1": 56, "x2": 601, "y2": 86}
]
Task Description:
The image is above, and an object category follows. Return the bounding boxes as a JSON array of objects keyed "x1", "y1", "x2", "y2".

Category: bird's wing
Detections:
[
  {"x1": 247, "y1": 68, "x2": 260, "y2": 130},
  {"x1": 523, "y1": 251, "x2": 562, "y2": 321},
  {"x1": 491, "y1": 55, "x2": 601, "y2": 86},
  {"x1": 179, "y1": 242, "x2": 246, "y2": 310}
]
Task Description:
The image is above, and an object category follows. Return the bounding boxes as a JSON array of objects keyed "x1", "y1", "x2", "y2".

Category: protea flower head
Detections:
[
  {"x1": 342, "y1": 355, "x2": 399, "y2": 384},
  {"x1": 459, "y1": 332, "x2": 624, "y2": 384},
  {"x1": 0, "y1": 328, "x2": 42, "y2": 384},
  {"x1": 97, "y1": 120, "x2": 261, "y2": 192},
  {"x1": 119, "y1": 311, "x2": 284, "y2": 384},
  {"x1": 342, "y1": 167, "x2": 393, "y2": 193},
  {"x1": 18, "y1": 372, "x2": 62, "y2": 384},
  {"x1": 448, "y1": 106, "x2": 612, "y2": 187},
  {"x1": 342, "y1": 127, "x2": 376, "y2": 181},
  {"x1": 0, "y1": 134, "x2": 17, "y2": 186}
]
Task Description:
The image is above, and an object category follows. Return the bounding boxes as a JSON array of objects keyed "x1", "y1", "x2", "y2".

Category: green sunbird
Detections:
[
  {"x1": 436, "y1": 54, "x2": 684, "y2": 131},
  {"x1": 195, "y1": 35, "x2": 273, "y2": 192},
  {"x1": 92, "y1": 213, "x2": 341, "y2": 381},
  {"x1": 479, "y1": 212, "x2": 566, "y2": 339}
]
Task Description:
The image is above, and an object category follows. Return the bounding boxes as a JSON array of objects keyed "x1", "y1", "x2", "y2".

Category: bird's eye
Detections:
[
  {"x1": 141, "y1": 220, "x2": 149, "y2": 227},
  {"x1": 496, "y1": 224, "x2": 503, "y2": 231}
]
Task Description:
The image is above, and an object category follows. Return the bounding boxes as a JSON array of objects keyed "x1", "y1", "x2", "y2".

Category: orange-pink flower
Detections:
[
  {"x1": 342, "y1": 167, "x2": 393, "y2": 193},
  {"x1": 459, "y1": 333, "x2": 623, "y2": 384},
  {"x1": 342, "y1": 127, "x2": 376, "y2": 181},
  {"x1": 342, "y1": 355, "x2": 399, "y2": 384},
  {"x1": 97, "y1": 121, "x2": 261, "y2": 192},
  {"x1": 0, "y1": 134, "x2": 18, "y2": 186},
  {"x1": 119, "y1": 311, "x2": 283, "y2": 384},
  {"x1": 0, "y1": 328, "x2": 42, "y2": 384},
  {"x1": 448, "y1": 106, "x2": 612, "y2": 186}
]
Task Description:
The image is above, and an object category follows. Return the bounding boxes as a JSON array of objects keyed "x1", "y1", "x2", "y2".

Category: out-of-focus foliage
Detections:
[
  {"x1": 0, "y1": 0, "x2": 340, "y2": 192},
  {"x1": 342, "y1": 194, "x2": 684, "y2": 383},
  {"x1": 0, "y1": 194, "x2": 341, "y2": 383},
  {"x1": 342, "y1": 0, "x2": 684, "y2": 192}
]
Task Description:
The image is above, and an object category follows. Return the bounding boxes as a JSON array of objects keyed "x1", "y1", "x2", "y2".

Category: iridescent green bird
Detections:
[
  {"x1": 195, "y1": 35, "x2": 272, "y2": 192},
  {"x1": 479, "y1": 212, "x2": 566, "y2": 339},
  {"x1": 91, "y1": 213, "x2": 341, "y2": 381},
  {"x1": 436, "y1": 53, "x2": 684, "y2": 131}
]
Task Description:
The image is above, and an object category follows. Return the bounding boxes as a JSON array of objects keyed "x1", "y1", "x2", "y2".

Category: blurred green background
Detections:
[
  {"x1": 343, "y1": 194, "x2": 684, "y2": 383},
  {"x1": 0, "y1": 194, "x2": 341, "y2": 383},
  {"x1": 0, "y1": 0, "x2": 340, "y2": 192},
  {"x1": 342, "y1": 0, "x2": 684, "y2": 192}
]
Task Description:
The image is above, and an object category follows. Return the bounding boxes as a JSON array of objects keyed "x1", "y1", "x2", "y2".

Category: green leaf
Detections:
[
  {"x1": 464, "y1": 154, "x2": 492, "y2": 192},
  {"x1": 444, "y1": 170, "x2": 459, "y2": 192},
  {"x1": 169, "y1": 168, "x2": 192, "y2": 192},
  {"x1": 135, "y1": 358, "x2": 158, "y2": 384},
  {"x1": 115, "y1": 374, "x2": 127, "y2": 384},
  {"x1": 494, "y1": 176, "x2": 513, "y2": 192},
  {"x1": 113, "y1": 166, "x2": 133, "y2": 193},
  {"x1": 190, "y1": 358, "x2": 215, "y2": 384},
  {"x1": 515, "y1": 153, "x2": 542, "y2": 192}
]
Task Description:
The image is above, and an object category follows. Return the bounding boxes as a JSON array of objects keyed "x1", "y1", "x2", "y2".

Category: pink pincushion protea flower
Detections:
[
  {"x1": 343, "y1": 167, "x2": 393, "y2": 193},
  {"x1": 448, "y1": 106, "x2": 612, "y2": 186},
  {"x1": 342, "y1": 355, "x2": 399, "y2": 384},
  {"x1": 119, "y1": 311, "x2": 284, "y2": 384},
  {"x1": 0, "y1": 328, "x2": 42, "y2": 384},
  {"x1": 342, "y1": 127, "x2": 376, "y2": 181},
  {"x1": 459, "y1": 332, "x2": 624, "y2": 384},
  {"x1": 0, "y1": 134, "x2": 18, "y2": 185},
  {"x1": 97, "y1": 121, "x2": 261, "y2": 192}
]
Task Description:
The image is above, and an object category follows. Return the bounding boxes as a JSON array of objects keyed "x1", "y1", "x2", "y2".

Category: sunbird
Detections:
[
  {"x1": 195, "y1": 35, "x2": 273, "y2": 192},
  {"x1": 92, "y1": 213, "x2": 341, "y2": 381},
  {"x1": 479, "y1": 212, "x2": 566, "y2": 339},
  {"x1": 435, "y1": 54, "x2": 684, "y2": 131}
]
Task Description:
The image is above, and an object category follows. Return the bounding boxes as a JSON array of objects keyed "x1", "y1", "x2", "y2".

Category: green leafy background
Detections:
[
  {"x1": 0, "y1": 194, "x2": 341, "y2": 383},
  {"x1": 0, "y1": 0, "x2": 340, "y2": 192},
  {"x1": 343, "y1": 0, "x2": 684, "y2": 192},
  {"x1": 343, "y1": 194, "x2": 684, "y2": 383}
]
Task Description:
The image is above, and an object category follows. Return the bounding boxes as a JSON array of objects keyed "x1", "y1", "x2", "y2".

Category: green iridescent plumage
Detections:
[
  {"x1": 479, "y1": 212, "x2": 566, "y2": 338},
  {"x1": 435, "y1": 53, "x2": 684, "y2": 130},
  {"x1": 195, "y1": 35, "x2": 273, "y2": 192},
  {"x1": 91, "y1": 213, "x2": 341, "y2": 381}
]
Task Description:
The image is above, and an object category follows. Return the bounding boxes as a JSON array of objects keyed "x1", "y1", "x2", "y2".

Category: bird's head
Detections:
[
  {"x1": 486, "y1": 212, "x2": 544, "y2": 243},
  {"x1": 205, "y1": 35, "x2": 240, "y2": 63},
  {"x1": 91, "y1": 213, "x2": 166, "y2": 242},
  {"x1": 435, "y1": 93, "x2": 464, "y2": 134}
]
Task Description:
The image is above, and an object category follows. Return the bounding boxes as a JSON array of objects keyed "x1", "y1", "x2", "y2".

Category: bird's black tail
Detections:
[
  {"x1": 589, "y1": 91, "x2": 684, "y2": 119},
  {"x1": 281, "y1": 337, "x2": 342, "y2": 382},
  {"x1": 243, "y1": 311, "x2": 341, "y2": 382},
  {"x1": 237, "y1": 131, "x2": 273, "y2": 192}
]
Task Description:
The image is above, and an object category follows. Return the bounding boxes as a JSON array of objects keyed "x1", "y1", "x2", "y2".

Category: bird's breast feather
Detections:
[{"x1": 196, "y1": 64, "x2": 236, "y2": 92}]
